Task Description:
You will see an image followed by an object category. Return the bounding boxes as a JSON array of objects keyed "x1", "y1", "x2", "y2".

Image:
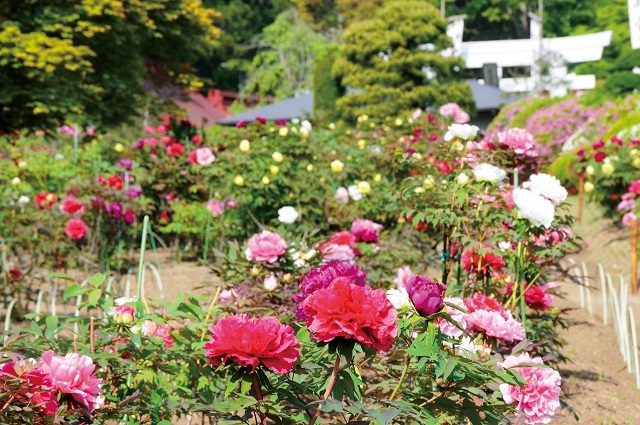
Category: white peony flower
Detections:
[
  {"x1": 498, "y1": 241, "x2": 512, "y2": 252},
  {"x1": 335, "y1": 187, "x2": 349, "y2": 204},
  {"x1": 263, "y1": 274, "x2": 278, "y2": 291},
  {"x1": 277, "y1": 206, "x2": 299, "y2": 224},
  {"x1": 522, "y1": 173, "x2": 568, "y2": 205},
  {"x1": 11, "y1": 177, "x2": 21, "y2": 185},
  {"x1": 472, "y1": 163, "x2": 507, "y2": 183},
  {"x1": 456, "y1": 172, "x2": 469, "y2": 185},
  {"x1": 115, "y1": 297, "x2": 136, "y2": 306},
  {"x1": 456, "y1": 336, "x2": 486, "y2": 358},
  {"x1": 18, "y1": 196, "x2": 29, "y2": 204},
  {"x1": 301, "y1": 120, "x2": 312, "y2": 131},
  {"x1": 348, "y1": 185, "x2": 362, "y2": 201},
  {"x1": 386, "y1": 288, "x2": 411, "y2": 309},
  {"x1": 444, "y1": 124, "x2": 479, "y2": 142},
  {"x1": 512, "y1": 188, "x2": 555, "y2": 228}
]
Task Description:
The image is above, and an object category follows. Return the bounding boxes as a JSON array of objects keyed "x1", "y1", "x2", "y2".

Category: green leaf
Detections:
[
  {"x1": 46, "y1": 273, "x2": 76, "y2": 282},
  {"x1": 87, "y1": 273, "x2": 107, "y2": 288},
  {"x1": 44, "y1": 315, "x2": 58, "y2": 340},
  {"x1": 87, "y1": 289, "x2": 103, "y2": 304},
  {"x1": 63, "y1": 284, "x2": 85, "y2": 300}
]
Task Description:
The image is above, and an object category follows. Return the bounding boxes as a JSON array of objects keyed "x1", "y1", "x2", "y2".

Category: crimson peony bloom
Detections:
[
  {"x1": 166, "y1": 143, "x2": 185, "y2": 157},
  {"x1": 123, "y1": 210, "x2": 136, "y2": 225},
  {"x1": 236, "y1": 120, "x2": 248, "y2": 128},
  {"x1": 351, "y1": 219, "x2": 383, "y2": 243},
  {"x1": 60, "y1": 197, "x2": 86, "y2": 216},
  {"x1": 294, "y1": 262, "x2": 367, "y2": 319},
  {"x1": 506, "y1": 284, "x2": 554, "y2": 312},
  {"x1": 461, "y1": 246, "x2": 505, "y2": 276},
  {"x1": 34, "y1": 191, "x2": 58, "y2": 210},
  {"x1": 245, "y1": 230, "x2": 287, "y2": 263},
  {"x1": 405, "y1": 275, "x2": 446, "y2": 316},
  {"x1": 593, "y1": 151, "x2": 607, "y2": 163},
  {"x1": 187, "y1": 150, "x2": 198, "y2": 164},
  {"x1": 256, "y1": 115, "x2": 267, "y2": 124},
  {"x1": 498, "y1": 353, "x2": 561, "y2": 424},
  {"x1": 107, "y1": 175, "x2": 123, "y2": 190},
  {"x1": 319, "y1": 231, "x2": 357, "y2": 254},
  {"x1": 301, "y1": 279, "x2": 397, "y2": 352},
  {"x1": 205, "y1": 314, "x2": 300, "y2": 373},
  {"x1": 40, "y1": 351, "x2": 102, "y2": 412},
  {"x1": 191, "y1": 134, "x2": 203, "y2": 144},
  {"x1": 65, "y1": 219, "x2": 88, "y2": 240},
  {"x1": 0, "y1": 360, "x2": 59, "y2": 416}
]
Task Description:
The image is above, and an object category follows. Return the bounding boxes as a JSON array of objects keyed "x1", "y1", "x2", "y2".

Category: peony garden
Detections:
[{"x1": 1, "y1": 1, "x2": 640, "y2": 425}]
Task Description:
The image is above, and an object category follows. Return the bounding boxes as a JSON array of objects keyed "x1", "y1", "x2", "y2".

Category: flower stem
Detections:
[
  {"x1": 309, "y1": 353, "x2": 341, "y2": 425},
  {"x1": 389, "y1": 355, "x2": 411, "y2": 401},
  {"x1": 251, "y1": 373, "x2": 267, "y2": 425},
  {"x1": 200, "y1": 286, "x2": 222, "y2": 341}
]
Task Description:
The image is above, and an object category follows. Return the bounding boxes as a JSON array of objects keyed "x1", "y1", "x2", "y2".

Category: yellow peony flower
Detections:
[
  {"x1": 233, "y1": 175, "x2": 245, "y2": 186},
  {"x1": 395, "y1": 118, "x2": 403, "y2": 126},
  {"x1": 584, "y1": 182, "x2": 594, "y2": 193},
  {"x1": 261, "y1": 176, "x2": 270, "y2": 185},
  {"x1": 374, "y1": 173, "x2": 382, "y2": 182},
  {"x1": 115, "y1": 143, "x2": 124, "y2": 153},
  {"x1": 357, "y1": 139, "x2": 366, "y2": 149},
  {"x1": 279, "y1": 127, "x2": 289, "y2": 137},
  {"x1": 602, "y1": 163, "x2": 615, "y2": 175},
  {"x1": 329, "y1": 123, "x2": 336, "y2": 130},
  {"x1": 269, "y1": 165, "x2": 280, "y2": 175},
  {"x1": 331, "y1": 160, "x2": 344, "y2": 172},
  {"x1": 424, "y1": 175, "x2": 435, "y2": 189},
  {"x1": 272, "y1": 151, "x2": 284, "y2": 162},
  {"x1": 306, "y1": 164, "x2": 314, "y2": 172},
  {"x1": 634, "y1": 157, "x2": 640, "y2": 168},
  {"x1": 358, "y1": 181, "x2": 371, "y2": 194},
  {"x1": 239, "y1": 139, "x2": 250, "y2": 152},
  {"x1": 585, "y1": 165, "x2": 594, "y2": 175}
]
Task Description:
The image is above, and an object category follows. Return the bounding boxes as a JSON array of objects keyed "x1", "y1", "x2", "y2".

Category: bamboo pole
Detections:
[{"x1": 632, "y1": 220, "x2": 638, "y2": 294}]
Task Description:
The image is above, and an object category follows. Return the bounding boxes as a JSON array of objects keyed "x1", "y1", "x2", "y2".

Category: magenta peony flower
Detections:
[
  {"x1": 107, "y1": 201, "x2": 123, "y2": 219},
  {"x1": 60, "y1": 197, "x2": 86, "y2": 216},
  {"x1": 205, "y1": 314, "x2": 300, "y2": 373},
  {"x1": 40, "y1": 351, "x2": 102, "y2": 412},
  {"x1": 123, "y1": 210, "x2": 136, "y2": 225},
  {"x1": 117, "y1": 158, "x2": 133, "y2": 170},
  {"x1": 301, "y1": 279, "x2": 398, "y2": 352},
  {"x1": 125, "y1": 186, "x2": 143, "y2": 199},
  {"x1": 498, "y1": 353, "x2": 561, "y2": 424},
  {"x1": 224, "y1": 198, "x2": 238, "y2": 209},
  {"x1": 294, "y1": 262, "x2": 367, "y2": 319},
  {"x1": 468, "y1": 309, "x2": 525, "y2": 341},
  {"x1": 405, "y1": 275, "x2": 447, "y2": 316},
  {"x1": 351, "y1": 219, "x2": 383, "y2": 243},
  {"x1": 195, "y1": 147, "x2": 216, "y2": 165},
  {"x1": 65, "y1": 219, "x2": 88, "y2": 240},
  {"x1": 245, "y1": 230, "x2": 287, "y2": 263},
  {"x1": 236, "y1": 120, "x2": 248, "y2": 128},
  {"x1": 206, "y1": 199, "x2": 224, "y2": 217}
]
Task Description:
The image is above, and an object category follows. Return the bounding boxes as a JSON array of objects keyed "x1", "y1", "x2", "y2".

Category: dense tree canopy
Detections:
[
  {"x1": 0, "y1": 0, "x2": 219, "y2": 132},
  {"x1": 333, "y1": 1, "x2": 474, "y2": 121}
]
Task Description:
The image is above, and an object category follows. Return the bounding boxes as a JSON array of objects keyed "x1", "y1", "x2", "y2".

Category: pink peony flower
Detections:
[
  {"x1": 335, "y1": 187, "x2": 349, "y2": 204},
  {"x1": 263, "y1": 274, "x2": 278, "y2": 291},
  {"x1": 187, "y1": 150, "x2": 198, "y2": 164},
  {"x1": 351, "y1": 219, "x2": 383, "y2": 243},
  {"x1": 40, "y1": 351, "x2": 102, "y2": 412},
  {"x1": 300, "y1": 279, "x2": 398, "y2": 352},
  {"x1": 439, "y1": 103, "x2": 470, "y2": 124},
  {"x1": 60, "y1": 197, "x2": 86, "y2": 216},
  {"x1": 245, "y1": 231, "x2": 287, "y2": 263},
  {"x1": 468, "y1": 309, "x2": 525, "y2": 341},
  {"x1": 394, "y1": 266, "x2": 415, "y2": 291},
  {"x1": 206, "y1": 199, "x2": 224, "y2": 217},
  {"x1": 498, "y1": 128, "x2": 539, "y2": 157},
  {"x1": 498, "y1": 353, "x2": 561, "y2": 424},
  {"x1": 464, "y1": 292, "x2": 509, "y2": 319},
  {"x1": 319, "y1": 231, "x2": 357, "y2": 255},
  {"x1": 435, "y1": 297, "x2": 469, "y2": 338},
  {"x1": 294, "y1": 262, "x2": 367, "y2": 319},
  {"x1": 205, "y1": 314, "x2": 300, "y2": 373},
  {"x1": 0, "y1": 360, "x2": 59, "y2": 416},
  {"x1": 321, "y1": 244, "x2": 357, "y2": 264},
  {"x1": 65, "y1": 219, "x2": 88, "y2": 240},
  {"x1": 191, "y1": 134, "x2": 203, "y2": 144},
  {"x1": 195, "y1": 147, "x2": 215, "y2": 165},
  {"x1": 629, "y1": 180, "x2": 640, "y2": 194},
  {"x1": 622, "y1": 212, "x2": 637, "y2": 227}
]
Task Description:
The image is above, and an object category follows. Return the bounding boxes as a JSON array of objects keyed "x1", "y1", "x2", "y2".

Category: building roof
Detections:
[
  {"x1": 217, "y1": 93, "x2": 314, "y2": 125},
  {"x1": 465, "y1": 79, "x2": 524, "y2": 110}
]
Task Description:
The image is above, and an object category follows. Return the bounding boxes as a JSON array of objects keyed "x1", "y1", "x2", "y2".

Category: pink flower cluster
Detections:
[
  {"x1": 498, "y1": 353, "x2": 561, "y2": 424},
  {"x1": 1, "y1": 351, "x2": 103, "y2": 416},
  {"x1": 245, "y1": 230, "x2": 287, "y2": 263},
  {"x1": 439, "y1": 103, "x2": 470, "y2": 124}
]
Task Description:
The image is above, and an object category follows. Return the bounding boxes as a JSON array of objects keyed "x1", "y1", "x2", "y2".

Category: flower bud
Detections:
[
  {"x1": 233, "y1": 175, "x2": 245, "y2": 186},
  {"x1": 406, "y1": 275, "x2": 446, "y2": 316},
  {"x1": 113, "y1": 305, "x2": 135, "y2": 325}
]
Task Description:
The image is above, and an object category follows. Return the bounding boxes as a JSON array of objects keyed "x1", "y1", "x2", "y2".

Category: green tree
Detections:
[
  {"x1": 197, "y1": 0, "x2": 291, "y2": 91},
  {"x1": 242, "y1": 9, "x2": 334, "y2": 99},
  {"x1": 294, "y1": 0, "x2": 384, "y2": 31},
  {"x1": 333, "y1": 1, "x2": 474, "y2": 121},
  {"x1": 0, "y1": 0, "x2": 219, "y2": 132}
]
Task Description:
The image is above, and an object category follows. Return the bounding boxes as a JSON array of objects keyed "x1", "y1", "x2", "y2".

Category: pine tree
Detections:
[{"x1": 333, "y1": 1, "x2": 475, "y2": 121}]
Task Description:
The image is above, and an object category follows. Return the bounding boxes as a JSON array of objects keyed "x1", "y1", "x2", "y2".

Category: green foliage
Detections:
[
  {"x1": 333, "y1": 1, "x2": 474, "y2": 121},
  {"x1": 242, "y1": 9, "x2": 334, "y2": 99},
  {"x1": 614, "y1": 48, "x2": 640, "y2": 72},
  {"x1": 603, "y1": 72, "x2": 640, "y2": 97},
  {"x1": 0, "y1": 0, "x2": 219, "y2": 132},
  {"x1": 313, "y1": 50, "x2": 342, "y2": 122},
  {"x1": 295, "y1": 0, "x2": 384, "y2": 31}
]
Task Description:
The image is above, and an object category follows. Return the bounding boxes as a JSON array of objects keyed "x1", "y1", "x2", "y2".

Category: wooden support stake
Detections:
[
  {"x1": 632, "y1": 220, "x2": 638, "y2": 294},
  {"x1": 577, "y1": 173, "x2": 585, "y2": 222}
]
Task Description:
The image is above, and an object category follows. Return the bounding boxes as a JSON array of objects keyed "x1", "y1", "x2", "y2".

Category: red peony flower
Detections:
[
  {"x1": 205, "y1": 314, "x2": 300, "y2": 373},
  {"x1": 65, "y1": 219, "x2": 88, "y2": 240},
  {"x1": 191, "y1": 134, "x2": 203, "y2": 144},
  {"x1": 166, "y1": 143, "x2": 185, "y2": 157},
  {"x1": 187, "y1": 150, "x2": 198, "y2": 164},
  {"x1": 506, "y1": 284, "x2": 554, "y2": 312},
  {"x1": 9, "y1": 268, "x2": 22, "y2": 281},
  {"x1": 461, "y1": 246, "x2": 505, "y2": 276},
  {"x1": 107, "y1": 175, "x2": 123, "y2": 190},
  {"x1": 593, "y1": 151, "x2": 607, "y2": 163},
  {"x1": 319, "y1": 231, "x2": 357, "y2": 254},
  {"x1": 59, "y1": 197, "x2": 86, "y2": 216},
  {"x1": 300, "y1": 279, "x2": 398, "y2": 353},
  {"x1": 0, "y1": 360, "x2": 59, "y2": 416},
  {"x1": 438, "y1": 161, "x2": 455, "y2": 174},
  {"x1": 34, "y1": 192, "x2": 58, "y2": 210},
  {"x1": 159, "y1": 211, "x2": 170, "y2": 223}
]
